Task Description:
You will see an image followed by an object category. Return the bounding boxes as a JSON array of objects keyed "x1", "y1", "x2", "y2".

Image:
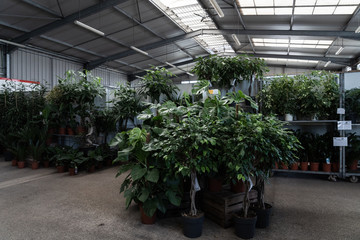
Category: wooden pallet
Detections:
[{"x1": 202, "y1": 189, "x2": 258, "y2": 228}]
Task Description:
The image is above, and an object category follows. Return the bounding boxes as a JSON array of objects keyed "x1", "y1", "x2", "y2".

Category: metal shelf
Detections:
[
  {"x1": 273, "y1": 169, "x2": 339, "y2": 176},
  {"x1": 284, "y1": 120, "x2": 337, "y2": 126}
]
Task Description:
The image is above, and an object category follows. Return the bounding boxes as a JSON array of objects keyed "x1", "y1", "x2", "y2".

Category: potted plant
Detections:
[
  {"x1": 110, "y1": 127, "x2": 182, "y2": 225},
  {"x1": 58, "y1": 148, "x2": 87, "y2": 175},
  {"x1": 50, "y1": 146, "x2": 71, "y2": 173},
  {"x1": 87, "y1": 149, "x2": 103, "y2": 173},
  {"x1": 345, "y1": 88, "x2": 360, "y2": 123},
  {"x1": 346, "y1": 133, "x2": 360, "y2": 171},
  {"x1": 139, "y1": 66, "x2": 179, "y2": 104}
]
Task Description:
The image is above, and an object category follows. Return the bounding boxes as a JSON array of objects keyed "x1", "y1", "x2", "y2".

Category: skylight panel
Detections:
[
  {"x1": 164, "y1": 0, "x2": 198, "y2": 8},
  {"x1": 294, "y1": 7, "x2": 314, "y2": 14},
  {"x1": 274, "y1": 0, "x2": 293, "y2": 6},
  {"x1": 254, "y1": 0, "x2": 272, "y2": 7},
  {"x1": 338, "y1": 0, "x2": 360, "y2": 4},
  {"x1": 291, "y1": 44, "x2": 304, "y2": 48},
  {"x1": 318, "y1": 40, "x2": 333, "y2": 44},
  {"x1": 252, "y1": 38, "x2": 264, "y2": 42},
  {"x1": 256, "y1": 8, "x2": 275, "y2": 15},
  {"x1": 254, "y1": 42, "x2": 264, "y2": 46},
  {"x1": 276, "y1": 39, "x2": 289, "y2": 43},
  {"x1": 316, "y1": 45, "x2": 329, "y2": 48},
  {"x1": 295, "y1": 0, "x2": 316, "y2": 6},
  {"x1": 316, "y1": 0, "x2": 340, "y2": 5},
  {"x1": 238, "y1": 0, "x2": 255, "y2": 7},
  {"x1": 275, "y1": 8, "x2": 293, "y2": 14},
  {"x1": 304, "y1": 40, "x2": 318, "y2": 44},
  {"x1": 265, "y1": 43, "x2": 288, "y2": 47},
  {"x1": 291, "y1": 39, "x2": 304, "y2": 44},
  {"x1": 241, "y1": 8, "x2": 257, "y2": 15},
  {"x1": 334, "y1": 6, "x2": 358, "y2": 14},
  {"x1": 313, "y1": 6, "x2": 336, "y2": 14}
]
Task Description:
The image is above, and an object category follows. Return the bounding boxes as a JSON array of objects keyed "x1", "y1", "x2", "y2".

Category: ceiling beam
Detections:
[
  {"x1": 86, "y1": 30, "x2": 201, "y2": 69},
  {"x1": 10, "y1": 0, "x2": 130, "y2": 46},
  {"x1": 22, "y1": 0, "x2": 62, "y2": 17}
]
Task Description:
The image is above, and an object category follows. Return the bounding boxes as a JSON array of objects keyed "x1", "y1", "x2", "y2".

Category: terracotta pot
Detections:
[
  {"x1": 322, "y1": 163, "x2": 331, "y2": 172},
  {"x1": 17, "y1": 161, "x2": 25, "y2": 169},
  {"x1": 274, "y1": 162, "x2": 278, "y2": 169},
  {"x1": 290, "y1": 162, "x2": 299, "y2": 170},
  {"x1": 280, "y1": 163, "x2": 288, "y2": 170},
  {"x1": 310, "y1": 162, "x2": 320, "y2": 171},
  {"x1": 332, "y1": 162, "x2": 340, "y2": 172},
  {"x1": 97, "y1": 162, "x2": 103, "y2": 169},
  {"x1": 77, "y1": 126, "x2": 86, "y2": 135},
  {"x1": 12, "y1": 159, "x2": 18, "y2": 166},
  {"x1": 349, "y1": 160, "x2": 358, "y2": 171},
  {"x1": 43, "y1": 161, "x2": 50, "y2": 168},
  {"x1": 57, "y1": 165, "x2": 65, "y2": 173},
  {"x1": 208, "y1": 177, "x2": 223, "y2": 192},
  {"x1": 139, "y1": 204, "x2": 156, "y2": 224},
  {"x1": 58, "y1": 127, "x2": 66, "y2": 135},
  {"x1": 231, "y1": 180, "x2": 246, "y2": 193},
  {"x1": 87, "y1": 165, "x2": 95, "y2": 173},
  {"x1": 67, "y1": 128, "x2": 74, "y2": 135},
  {"x1": 300, "y1": 162, "x2": 308, "y2": 171},
  {"x1": 31, "y1": 161, "x2": 39, "y2": 170},
  {"x1": 69, "y1": 168, "x2": 75, "y2": 176}
]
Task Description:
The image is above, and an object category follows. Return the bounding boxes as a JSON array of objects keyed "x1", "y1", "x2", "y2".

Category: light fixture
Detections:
[
  {"x1": 232, "y1": 34, "x2": 241, "y2": 46},
  {"x1": 130, "y1": 46, "x2": 149, "y2": 56},
  {"x1": 209, "y1": 0, "x2": 224, "y2": 18},
  {"x1": 324, "y1": 61, "x2": 331, "y2": 67},
  {"x1": 335, "y1": 46, "x2": 344, "y2": 55},
  {"x1": 74, "y1": 20, "x2": 105, "y2": 36},
  {"x1": 0, "y1": 39, "x2": 26, "y2": 48},
  {"x1": 135, "y1": 75, "x2": 145, "y2": 80},
  {"x1": 186, "y1": 72, "x2": 194, "y2": 76},
  {"x1": 355, "y1": 26, "x2": 360, "y2": 33},
  {"x1": 165, "y1": 61, "x2": 177, "y2": 68}
]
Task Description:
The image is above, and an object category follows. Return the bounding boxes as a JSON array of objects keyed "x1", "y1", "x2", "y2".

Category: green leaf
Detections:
[
  {"x1": 166, "y1": 191, "x2": 181, "y2": 206},
  {"x1": 138, "y1": 188, "x2": 150, "y2": 202},
  {"x1": 143, "y1": 198, "x2": 158, "y2": 217},
  {"x1": 131, "y1": 165, "x2": 147, "y2": 181},
  {"x1": 145, "y1": 169, "x2": 159, "y2": 183}
]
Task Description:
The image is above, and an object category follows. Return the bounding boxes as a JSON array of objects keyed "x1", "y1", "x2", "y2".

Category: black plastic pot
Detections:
[
  {"x1": 252, "y1": 203, "x2": 272, "y2": 228},
  {"x1": 182, "y1": 212, "x2": 204, "y2": 238},
  {"x1": 4, "y1": 150, "x2": 13, "y2": 162},
  {"x1": 234, "y1": 213, "x2": 257, "y2": 239}
]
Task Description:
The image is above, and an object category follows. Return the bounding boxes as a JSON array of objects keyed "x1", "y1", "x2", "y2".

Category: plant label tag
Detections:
[
  {"x1": 208, "y1": 89, "x2": 219, "y2": 95},
  {"x1": 337, "y1": 108, "x2": 345, "y2": 114},
  {"x1": 194, "y1": 176, "x2": 201, "y2": 192},
  {"x1": 333, "y1": 137, "x2": 348, "y2": 147},
  {"x1": 249, "y1": 178, "x2": 253, "y2": 192},
  {"x1": 337, "y1": 121, "x2": 352, "y2": 130}
]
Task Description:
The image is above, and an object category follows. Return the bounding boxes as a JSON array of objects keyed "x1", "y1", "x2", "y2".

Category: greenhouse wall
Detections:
[{"x1": 8, "y1": 49, "x2": 128, "y2": 89}]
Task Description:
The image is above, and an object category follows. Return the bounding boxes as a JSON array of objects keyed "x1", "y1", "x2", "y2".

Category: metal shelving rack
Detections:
[{"x1": 273, "y1": 120, "x2": 340, "y2": 181}]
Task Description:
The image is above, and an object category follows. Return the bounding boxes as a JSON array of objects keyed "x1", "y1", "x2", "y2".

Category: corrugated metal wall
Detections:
[
  {"x1": 9, "y1": 49, "x2": 128, "y2": 89},
  {"x1": 0, "y1": 45, "x2": 5, "y2": 77}
]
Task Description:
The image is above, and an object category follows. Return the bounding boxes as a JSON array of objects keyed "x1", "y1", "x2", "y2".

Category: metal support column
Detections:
[{"x1": 339, "y1": 73, "x2": 346, "y2": 179}]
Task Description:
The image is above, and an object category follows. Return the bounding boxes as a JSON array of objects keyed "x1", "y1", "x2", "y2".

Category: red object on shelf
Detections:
[
  {"x1": 300, "y1": 162, "x2": 308, "y2": 171},
  {"x1": 310, "y1": 162, "x2": 319, "y2": 171},
  {"x1": 322, "y1": 163, "x2": 331, "y2": 172}
]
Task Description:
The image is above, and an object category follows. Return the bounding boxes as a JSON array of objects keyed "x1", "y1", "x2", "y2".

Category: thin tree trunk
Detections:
[
  {"x1": 190, "y1": 169, "x2": 197, "y2": 216},
  {"x1": 243, "y1": 180, "x2": 250, "y2": 218}
]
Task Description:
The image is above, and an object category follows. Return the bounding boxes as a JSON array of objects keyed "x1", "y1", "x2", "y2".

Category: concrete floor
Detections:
[{"x1": 0, "y1": 159, "x2": 359, "y2": 240}]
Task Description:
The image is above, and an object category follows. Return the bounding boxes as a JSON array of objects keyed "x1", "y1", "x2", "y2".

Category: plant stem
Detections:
[
  {"x1": 190, "y1": 169, "x2": 197, "y2": 216},
  {"x1": 243, "y1": 180, "x2": 250, "y2": 218}
]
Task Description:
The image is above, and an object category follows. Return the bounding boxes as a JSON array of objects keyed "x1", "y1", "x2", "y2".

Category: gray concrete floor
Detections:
[{"x1": 0, "y1": 159, "x2": 359, "y2": 240}]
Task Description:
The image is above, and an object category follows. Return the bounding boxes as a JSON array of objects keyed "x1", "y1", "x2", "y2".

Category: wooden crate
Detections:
[{"x1": 202, "y1": 189, "x2": 258, "y2": 228}]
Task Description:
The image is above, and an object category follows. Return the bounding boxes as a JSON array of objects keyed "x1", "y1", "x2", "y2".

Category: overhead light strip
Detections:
[
  {"x1": 232, "y1": 34, "x2": 241, "y2": 46},
  {"x1": 324, "y1": 61, "x2": 331, "y2": 67},
  {"x1": 335, "y1": 46, "x2": 344, "y2": 55},
  {"x1": 186, "y1": 72, "x2": 194, "y2": 76},
  {"x1": 165, "y1": 61, "x2": 177, "y2": 68},
  {"x1": 0, "y1": 39, "x2": 26, "y2": 48},
  {"x1": 130, "y1": 46, "x2": 149, "y2": 56},
  {"x1": 74, "y1": 20, "x2": 105, "y2": 36},
  {"x1": 209, "y1": 0, "x2": 225, "y2": 18}
]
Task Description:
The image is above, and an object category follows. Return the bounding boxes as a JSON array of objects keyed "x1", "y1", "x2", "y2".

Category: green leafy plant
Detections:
[
  {"x1": 110, "y1": 127, "x2": 181, "y2": 217},
  {"x1": 139, "y1": 66, "x2": 179, "y2": 103},
  {"x1": 345, "y1": 88, "x2": 360, "y2": 123}
]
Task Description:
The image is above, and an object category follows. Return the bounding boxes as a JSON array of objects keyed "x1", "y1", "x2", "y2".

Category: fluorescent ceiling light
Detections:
[
  {"x1": 74, "y1": 20, "x2": 105, "y2": 36},
  {"x1": 165, "y1": 61, "x2": 177, "y2": 68},
  {"x1": 186, "y1": 72, "x2": 195, "y2": 76},
  {"x1": 232, "y1": 34, "x2": 241, "y2": 46},
  {"x1": 355, "y1": 26, "x2": 360, "y2": 33},
  {"x1": 130, "y1": 46, "x2": 149, "y2": 56},
  {"x1": 135, "y1": 75, "x2": 145, "y2": 80},
  {"x1": 209, "y1": 0, "x2": 224, "y2": 17},
  {"x1": 181, "y1": 80, "x2": 198, "y2": 84},
  {"x1": 335, "y1": 46, "x2": 344, "y2": 55},
  {"x1": 324, "y1": 61, "x2": 331, "y2": 67},
  {"x1": 0, "y1": 39, "x2": 26, "y2": 48}
]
